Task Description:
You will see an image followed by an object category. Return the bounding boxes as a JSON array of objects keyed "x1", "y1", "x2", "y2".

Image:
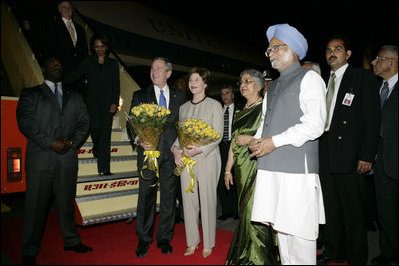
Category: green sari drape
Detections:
[{"x1": 225, "y1": 102, "x2": 279, "y2": 265}]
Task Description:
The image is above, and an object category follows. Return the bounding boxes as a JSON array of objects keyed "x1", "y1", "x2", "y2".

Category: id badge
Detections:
[{"x1": 342, "y1": 93, "x2": 354, "y2": 106}]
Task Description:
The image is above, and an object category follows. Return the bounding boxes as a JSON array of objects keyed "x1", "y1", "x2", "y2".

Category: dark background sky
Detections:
[
  {"x1": 9, "y1": 0, "x2": 398, "y2": 82},
  {"x1": 140, "y1": 0, "x2": 398, "y2": 76}
]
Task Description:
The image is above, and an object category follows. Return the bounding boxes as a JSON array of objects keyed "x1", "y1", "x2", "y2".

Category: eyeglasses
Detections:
[
  {"x1": 374, "y1": 55, "x2": 398, "y2": 61},
  {"x1": 265, "y1": 44, "x2": 286, "y2": 57},
  {"x1": 237, "y1": 78, "x2": 254, "y2": 86}
]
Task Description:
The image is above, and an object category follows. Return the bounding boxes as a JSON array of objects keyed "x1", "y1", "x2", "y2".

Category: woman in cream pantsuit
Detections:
[{"x1": 172, "y1": 67, "x2": 223, "y2": 258}]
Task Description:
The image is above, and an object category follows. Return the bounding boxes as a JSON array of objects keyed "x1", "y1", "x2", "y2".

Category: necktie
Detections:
[
  {"x1": 159, "y1": 89, "x2": 167, "y2": 108},
  {"x1": 67, "y1": 20, "x2": 76, "y2": 46},
  {"x1": 325, "y1": 73, "x2": 336, "y2": 128},
  {"x1": 380, "y1": 81, "x2": 389, "y2": 108},
  {"x1": 223, "y1": 107, "x2": 229, "y2": 141},
  {"x1": 54, "y1": 83, "x2": 62, "y2": 109}
]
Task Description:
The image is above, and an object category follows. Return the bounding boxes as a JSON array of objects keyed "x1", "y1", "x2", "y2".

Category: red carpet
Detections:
[{"x1": 1, "y1": 212, "x2": 233, "y2": 265}]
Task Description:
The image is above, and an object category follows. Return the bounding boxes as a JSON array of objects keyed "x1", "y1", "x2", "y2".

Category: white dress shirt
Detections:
[
  {"x1": 380, "y1": 73, "x2": 398, "y2": 99},
  {"x1": 325, "y1": 63, "x2": 349, "y2": 131},
  {"x1": 154, "y1": 85, "x2": 170, "y2": 109},
  {"x1": 45, "y1": 80, "x2": 63, "y2": 96}
]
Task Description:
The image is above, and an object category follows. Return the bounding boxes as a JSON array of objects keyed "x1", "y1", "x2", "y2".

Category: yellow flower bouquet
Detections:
[
  {"x1": 126, "y1": 103, "x2": 171, "y2": 186},
  {"x1": 174, "y1": 118, "x2": 221, "y2": 193}
]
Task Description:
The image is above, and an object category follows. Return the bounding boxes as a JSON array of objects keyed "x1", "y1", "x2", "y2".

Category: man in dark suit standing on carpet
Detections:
[
  {"x1": 128, "y1": 57, "x2": 186, "y2": 258},
  {"x1": 17, "y1": 57, "x2": 91, "y2": 265},
  {"x1": 45, "y1": 1, "x2": 88, "y2": 94},
  {"x1": 218, "y1": 84, "x2": 238, "y2": 220},
  {"x1": 370, "y1": 45, "x2": 398, "y2": 266},
  {"x1": 317, "y1": 35, "x2": 381, "y2": 265}
]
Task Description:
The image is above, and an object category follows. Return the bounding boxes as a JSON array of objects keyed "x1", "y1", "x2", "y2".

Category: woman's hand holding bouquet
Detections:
[{"x1": 174, "y1": 118, "x2": 221, "y2": 193}]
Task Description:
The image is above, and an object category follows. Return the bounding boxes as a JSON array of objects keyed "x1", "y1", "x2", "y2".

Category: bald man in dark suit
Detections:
[{"x1": 17, "y1": 57, "x2": 91, "y2": 265}]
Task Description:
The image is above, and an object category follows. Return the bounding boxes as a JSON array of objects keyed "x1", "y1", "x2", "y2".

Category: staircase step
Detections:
[
  {"x1": 75, "y1": 190, "x2": 160, "y2": 226},
  {"x1": 86, "y1": 128, "x2": 128, "y2": 143},
  {"x1": 78, "y1": 155, "x2": 137, "y2": 176},
  {"x1": 76, "y1": 172, "x2": 140, "y2": 197},
  {"x1": 78, "y1": 141, "x2": 135, "y2": 159}
]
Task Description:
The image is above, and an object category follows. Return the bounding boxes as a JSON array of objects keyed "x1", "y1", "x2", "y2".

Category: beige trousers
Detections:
[{"x1": 180, "y1": 152, "x2": 221, "y2": 249}]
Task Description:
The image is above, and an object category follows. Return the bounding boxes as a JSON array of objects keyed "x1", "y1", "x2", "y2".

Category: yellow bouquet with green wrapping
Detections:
[
  {"x1": 174, "y1": 118, "x2": 221, "y2": 193},
  {"x1": 126, "y1": 103, "x2": 171, "y2": 187}
]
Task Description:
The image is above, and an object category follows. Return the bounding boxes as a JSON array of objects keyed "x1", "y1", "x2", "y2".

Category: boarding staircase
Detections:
[
  {"x1": 1, "y1": 1, "x2": 160, "y2": 226},
  {"x1": 74, "y1": 120, "x2": 161, "y2": 226}
]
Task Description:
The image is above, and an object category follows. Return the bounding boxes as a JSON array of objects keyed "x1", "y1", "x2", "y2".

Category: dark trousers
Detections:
[
  {"x1": 21, "y1": 168, "x2": 81, "y2": 256},
  {"x1": 136, "y1": 161, "x2": 177, "y2": 243},
  {"x1": 374, "y1": 142, "x2": 398, "y2": 260},
  {"x1": 319, "y1": 157, "x2": 368, "y2": 264},
  {"x1": 175, "y1": 176, "x2": 183, "y2": 220},
  {"x1": 217, "y1": 140, "x2": 238, "y2": 216},
  {"x1": 90, "y1": 113, "x2": 112, "y2": 173}
]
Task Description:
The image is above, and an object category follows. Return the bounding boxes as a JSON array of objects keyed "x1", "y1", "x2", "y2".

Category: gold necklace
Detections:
[{"x1": 245, "y1": 97, "x2": 262, "y2": 109}]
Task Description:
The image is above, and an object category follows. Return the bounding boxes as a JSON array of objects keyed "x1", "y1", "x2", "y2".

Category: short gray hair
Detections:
[
  {"x1": 303, "y1": 61, "x2": 321, "y2": 75},
  {"x1": 381, "y1": 45, "x2": 398, "y2": 57},
  {"x1": 153, "y1": 57, "x2": 173, "y2": 71},
  {"x1": 240, "y1": 69, "x2": 265, "y2": 91}
]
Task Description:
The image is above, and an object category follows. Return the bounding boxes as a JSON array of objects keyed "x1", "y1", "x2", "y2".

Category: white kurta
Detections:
[{"x1": 251, "y1": 70, "x2": 326, "y2": 241}]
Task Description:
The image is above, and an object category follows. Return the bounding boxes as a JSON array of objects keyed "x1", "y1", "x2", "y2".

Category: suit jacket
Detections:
[
  {"x1": 16, "y1": 83, "x2": 90, "y2": 173},
  {"x1": 64, "y1": 54, "x2": 120, "y2": 117},
  {"x1": 380, "y1": 81, "x2": 398, "y2": 178},
  {"x1": 129, "y1": 85, "x2": 186, "y2": 171},
  {"x1": 321, "y1": 66, "x2": 381, "y2": 173},
  {"x1": 45, "y1": 17, "x2": 88, "y2": 74}
]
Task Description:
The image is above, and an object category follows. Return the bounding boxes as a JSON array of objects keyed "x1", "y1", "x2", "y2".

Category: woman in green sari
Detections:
[{"x1": 224, "y1": 69, "x2": 279, "y2": 265}]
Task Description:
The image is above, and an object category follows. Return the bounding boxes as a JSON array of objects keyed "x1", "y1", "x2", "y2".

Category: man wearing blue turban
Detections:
[{"x1": 249, "y1": 24, "x2": 327, "y2": 264}]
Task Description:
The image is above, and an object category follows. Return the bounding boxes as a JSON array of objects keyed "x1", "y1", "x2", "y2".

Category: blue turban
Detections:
[{"x1": 266, "y1": 24, "x2": 308, "y2": 60}]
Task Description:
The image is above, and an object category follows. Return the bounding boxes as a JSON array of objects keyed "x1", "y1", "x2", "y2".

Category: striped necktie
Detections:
[
  {"x1": 54, "y1": 83, "x2": 62, "y2": 109},
  {"x1": 223, "y1": 107, "x2": 229, "y2": 141},
  {"x1": 380, "y1": 81, "x2": 389, "y2": 108}
]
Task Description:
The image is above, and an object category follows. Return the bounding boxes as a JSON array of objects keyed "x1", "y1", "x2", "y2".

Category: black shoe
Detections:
[
  {"x1": 217, "y1": 214, "x2": 232, "y2": 220},
  {"x1": 136, "y1": 241, "x2": 149, "y2": 258},
  {"x1": 22, "y1": 255, "x2": 36, "y2": 265},
  {"x1": 99, "y1": 171, "x2": 112, "y2": 176},
  {"x1": 64, "y1": 243, "x2": 93, "y2": 253},
  {"x1": 157, "y1": 240, "x2": 173, "y2": 254},
  {"x1": 317, "y1": 254, "x2": 345, "y2": 265}
]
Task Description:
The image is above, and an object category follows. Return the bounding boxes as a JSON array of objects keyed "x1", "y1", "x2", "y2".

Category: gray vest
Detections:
[{"x1": 258, "y1": 62, "x2": 319, "y2": 174}]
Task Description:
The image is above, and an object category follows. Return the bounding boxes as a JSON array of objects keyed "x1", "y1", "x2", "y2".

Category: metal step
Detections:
[
  {"x1": 76, "y1": 171, "x2": 139, "y2": 197},
  {"x1": 78, "y1": 155, "x2": 137, "y2": 176},
  {"x1": 74, "y1": 173, "x2": 161, "y2": 226},
  {"x1": 75, "y1": 126, "x2": 150, "y2": 226},
  {"x1": 75, "y1": 190, "x2": 160, "y2": 226},
  {"x1": 86, "y1": 128, "x2": 131, "y2": 143},
  {"x1": 78, "y1": 141, "x2": 135, "y2": 159}
]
